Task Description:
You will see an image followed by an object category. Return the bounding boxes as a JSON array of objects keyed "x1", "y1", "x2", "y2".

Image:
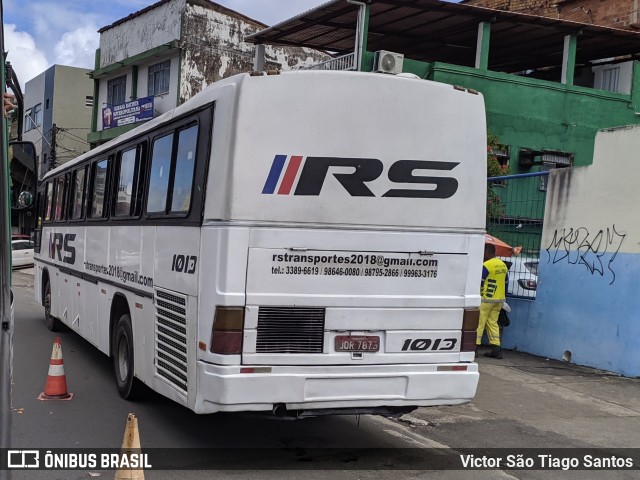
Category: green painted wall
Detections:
[
  {"x1": 423, "y1": 62, "x2": 640, "y2": 252},
  {"x1": 362, "y1": 51, "x2": 640, "y2": 252},
  {"x1": 427, "y1": 62, "x2": 640, "y2": 170},
  {"x1": 362, "y1": 52, "x2": 640, "y2": 170}
]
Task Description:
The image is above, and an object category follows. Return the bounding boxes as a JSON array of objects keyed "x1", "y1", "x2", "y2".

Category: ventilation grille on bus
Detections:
[
  {"x1": 257, "y1": 307, "x2": 325, "y2": 353},
  {"x1": 155, "y1": 288, "x2": 188, "y2": 395}
]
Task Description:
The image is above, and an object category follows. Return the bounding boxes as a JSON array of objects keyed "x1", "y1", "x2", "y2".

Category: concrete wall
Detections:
[
  {"x1": 502, "y1": 124, "x2": 640, "y2": 377},
  {"x1": 178, "y1": 1, "x2": 327, "y2": 101},
  {"x1": 23, "y1": 72, "x2": 46, "y2": 170},
  {"x1": 96, "y1": 56, "x2": 180, "y2": 132},
  {"x1": 99, "y1": 0, "x2": 184, "y2": 67},
  {"x1": 93, "y1": 0, "x2": 328, "y2": 136},
  {"x1": 23, "y1": 65, "x2": 92, "y2": 176},
  {"x1": 50, "y1": 65, "x2": 93, "y2": 162}
]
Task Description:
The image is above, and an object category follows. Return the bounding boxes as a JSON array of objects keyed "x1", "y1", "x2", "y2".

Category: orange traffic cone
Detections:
[
  {"x1": 38, "y1": 337, "x2": 73, "y2": 400},
  {"x1": 115, "y1": 413, "x2": 145, "y2": 480}
]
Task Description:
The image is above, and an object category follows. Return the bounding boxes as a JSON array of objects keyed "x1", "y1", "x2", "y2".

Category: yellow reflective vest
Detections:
[{"x1": 481, "y1": 257, "x2": 509, "y2": 302}]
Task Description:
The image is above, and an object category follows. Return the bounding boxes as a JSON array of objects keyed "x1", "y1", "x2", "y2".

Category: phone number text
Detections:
[{"x1": 272, "y1": 265, "x2": 438, "y2": 278}]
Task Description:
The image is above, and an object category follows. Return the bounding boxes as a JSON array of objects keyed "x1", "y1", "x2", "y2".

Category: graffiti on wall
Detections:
[{"x1": 545, "y1": 225, "x2": 626, "y2": 285}]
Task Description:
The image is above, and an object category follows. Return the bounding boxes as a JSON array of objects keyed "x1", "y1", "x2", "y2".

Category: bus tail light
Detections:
[
  {"x1": 210, "y1": 307, "x2": 244, "y2": 354},
  {"x1": 461, "y1": 308, "x2": 479, "y2": 352}
]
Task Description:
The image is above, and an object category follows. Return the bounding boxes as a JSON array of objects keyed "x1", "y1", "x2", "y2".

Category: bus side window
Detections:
[
  {"x1": 44, "y1": 181, "x2": 53, "y2": 222},
  {"x1": 70, "y1": 166, "x2": 87, "y2": 221},
  {"x1": 54, "y1": 175, "x2": 67, "y2": 221},
  {"x1": 115, "y1": 146, "x2": 144, "y2": 217},
  {"x1": 147, "y1": 134, "x2": 173, "y2": 214},
  {"x1": 133, "y1": 143, "x2": 147, "y2": 216},
  {"x1": 170, "y1": 125, "x2": 198, "y2": 214},
  {"x1": 146, "y1": 124, "x2": 198, "y2": 216},
  {"x1": 34, "y1": 190, "x2": 44, "y2": 251},
  {"x1": 90, "y1": 159, "x2": 110, "y2": 219}
]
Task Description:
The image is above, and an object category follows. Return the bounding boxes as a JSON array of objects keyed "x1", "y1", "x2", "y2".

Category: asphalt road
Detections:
[
  {"x1": 7, "y1": 270, "x2": 505, "y2": 480},
  {"x1": 7, "y1": 268, "x2": 640, "y2": 480}
]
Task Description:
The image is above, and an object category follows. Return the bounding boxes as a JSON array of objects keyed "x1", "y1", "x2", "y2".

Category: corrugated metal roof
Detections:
[{"x1": 246, "y1": 0, "x2": 640, "y2": 72}]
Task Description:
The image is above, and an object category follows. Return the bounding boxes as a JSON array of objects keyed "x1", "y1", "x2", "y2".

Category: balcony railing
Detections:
[{"x1": 300, "y1": 52, "x2": 356, "y2": 71}]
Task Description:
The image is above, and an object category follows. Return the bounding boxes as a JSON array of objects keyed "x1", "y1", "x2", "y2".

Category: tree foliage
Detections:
[{"x1": 487, "y1": 133, "x2": 507, "y2": 220}]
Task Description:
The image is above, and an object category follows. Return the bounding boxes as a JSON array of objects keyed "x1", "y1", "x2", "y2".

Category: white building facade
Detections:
[
  {"x1": 89, "y1": 0, "x2": 328, "y2": 147},
  {"x1": 23, "y1": 65, "x2": 93, "y2": 178}
]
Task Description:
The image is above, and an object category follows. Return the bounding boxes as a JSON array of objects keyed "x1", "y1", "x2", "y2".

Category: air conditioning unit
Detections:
[{"x1": 374, "y1": 50, "x2": 404, "y2": 74}]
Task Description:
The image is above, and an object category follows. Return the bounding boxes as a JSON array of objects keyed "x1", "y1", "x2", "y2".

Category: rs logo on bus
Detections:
[
  {"x1": 401, "y1": 338, "x2": 457, "y2": 351},
  {"x1": 262, "y1": 155, "x2": 459, "y2": 198},
  {"x1": 49, "y1": 233, "x2": 76, "y2": 264}
]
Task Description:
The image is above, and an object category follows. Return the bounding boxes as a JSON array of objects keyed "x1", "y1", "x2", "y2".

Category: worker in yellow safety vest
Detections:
[{"x1": 477, "y1": 243, "x2": 509, "y2": 359}]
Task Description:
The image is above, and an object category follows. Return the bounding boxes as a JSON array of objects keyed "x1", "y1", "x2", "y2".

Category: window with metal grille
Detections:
[
  {"x1": 107, "y1": 75, "x2": 126, "y2": 106},
  {"x1": 148, "y1": 60, "x2": 171, "y2": 96},
  {"x1": 539, "y1": 152, "x2": 572, "y2": 191}
]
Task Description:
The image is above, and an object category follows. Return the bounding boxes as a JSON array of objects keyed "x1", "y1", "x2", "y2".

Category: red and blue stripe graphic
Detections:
[{"x1": 262, "y1": 155, "x2": 303, "y2": 194}]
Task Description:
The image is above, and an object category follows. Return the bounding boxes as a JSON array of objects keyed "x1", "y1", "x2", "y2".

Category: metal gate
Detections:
[{"x1": 487, "y1": 171, "x2": 549, "y2": 299}]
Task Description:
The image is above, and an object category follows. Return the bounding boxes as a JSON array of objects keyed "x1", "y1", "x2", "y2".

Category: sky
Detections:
[{"x1": 2, "y1": 0, "x2": 334, "y2": 88}]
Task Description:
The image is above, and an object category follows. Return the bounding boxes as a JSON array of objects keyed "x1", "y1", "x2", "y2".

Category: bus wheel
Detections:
[
  {"x1": 113, "y1": 313, "x2": 143, "y2": 399},
  {"x1": 44, "y1": 281, "x2": 61, "y2": 331}
]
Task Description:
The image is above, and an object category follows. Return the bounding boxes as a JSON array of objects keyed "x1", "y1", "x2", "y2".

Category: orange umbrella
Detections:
[{"x1": 485, "y1": 234, "x2": 522, "y2": 257}]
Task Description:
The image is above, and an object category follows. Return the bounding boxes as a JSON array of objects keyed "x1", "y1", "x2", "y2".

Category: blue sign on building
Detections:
[{"x1": 102, "y1": 96, "x2": 154, "y2": 129}]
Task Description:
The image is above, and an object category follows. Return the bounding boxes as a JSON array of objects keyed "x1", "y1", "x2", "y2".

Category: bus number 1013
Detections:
[
  {"x1": 171, "y1": 254, "x2": 198, "y2": 274},
  {"x1": 401, "y1": 338, "x2": 457, "y2": 351}
]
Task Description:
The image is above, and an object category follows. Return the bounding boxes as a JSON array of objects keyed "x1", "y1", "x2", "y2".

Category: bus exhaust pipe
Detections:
[{"x1": 272, "y1": 403, "x2": 287, "y2": 417}]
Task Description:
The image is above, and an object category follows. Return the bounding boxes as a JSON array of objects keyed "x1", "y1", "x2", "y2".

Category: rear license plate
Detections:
[{"x1": 335, "y1": 335, "x2": 380, "y2": 352}]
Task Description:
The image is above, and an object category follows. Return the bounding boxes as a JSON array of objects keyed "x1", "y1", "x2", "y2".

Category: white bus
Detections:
[{"x1": 34, "y1": 71, "x2": 486, "y2": 417}]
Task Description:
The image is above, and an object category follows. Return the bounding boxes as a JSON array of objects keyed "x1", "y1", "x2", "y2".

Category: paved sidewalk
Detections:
[{"x1": 406, "y1": 346, "x2": 640, "y2": 450}]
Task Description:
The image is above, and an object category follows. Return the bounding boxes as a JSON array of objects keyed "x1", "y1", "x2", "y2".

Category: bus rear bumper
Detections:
[{"x1": 193, "y1": 361, "x2": 479, "y2": 414}]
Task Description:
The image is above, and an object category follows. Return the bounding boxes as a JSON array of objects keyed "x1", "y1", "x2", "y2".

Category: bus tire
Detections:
[
  {"x1": 113, "y1": 313, "x2": 143, "y2": 400},
  {"x1": 44, "y1": 281, "x2": 61, "y2": 331}
]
